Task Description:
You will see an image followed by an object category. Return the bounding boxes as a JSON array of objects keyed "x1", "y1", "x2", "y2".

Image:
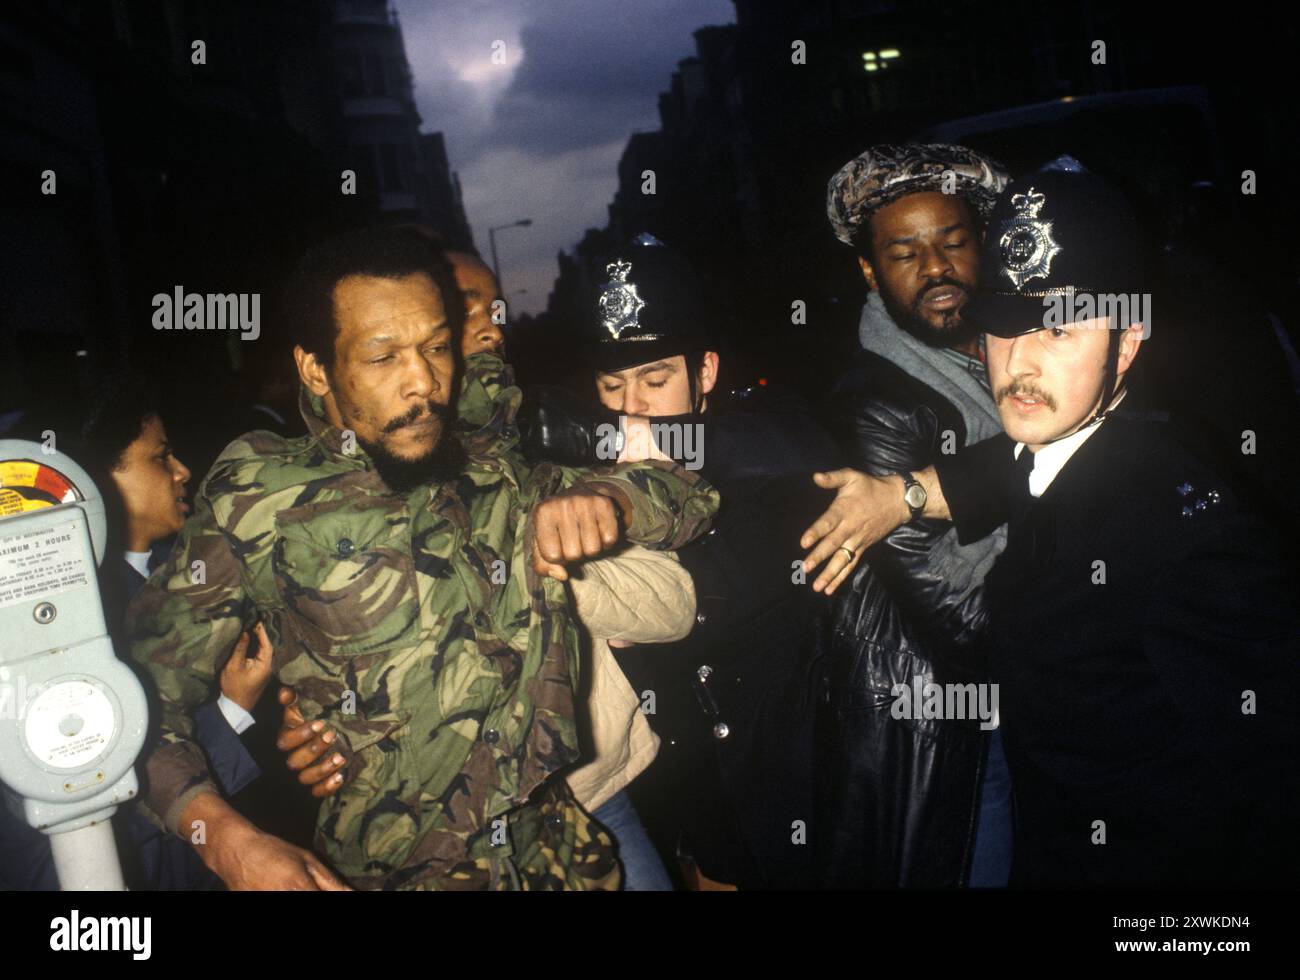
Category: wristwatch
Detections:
[{"x1": 899, "y1": 471, "x2": 927, "y2": 523}]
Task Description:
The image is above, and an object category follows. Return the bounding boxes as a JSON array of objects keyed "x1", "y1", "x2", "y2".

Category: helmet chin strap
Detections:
[
  {"x1": 684, "y1": 347, "x2": 709, "y2": 414},
  {"x1": 1039, "y1": 328, "x2": 1125, "y2": 445},
  {"x1": 1085, "y1": 325, "x2": 1127, "y2": 427}
]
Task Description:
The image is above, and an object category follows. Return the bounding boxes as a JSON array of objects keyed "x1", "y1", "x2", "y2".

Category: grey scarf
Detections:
[{"x1": 858, "y1": 291, "x2": 1007, "y2": 611}]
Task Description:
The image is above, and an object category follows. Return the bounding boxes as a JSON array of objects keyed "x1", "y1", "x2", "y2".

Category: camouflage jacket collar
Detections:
[
  {"x1": 452, "y1": 353, "x2": 523, "y2": 461},
  {"x1": 297, "y1": 384, "x2": 372, "y2": 470}
]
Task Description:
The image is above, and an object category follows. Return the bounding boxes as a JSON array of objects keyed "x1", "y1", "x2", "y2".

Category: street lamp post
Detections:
[{"x1": 488, "y1": 218, "x2": 533, "y2": 296}]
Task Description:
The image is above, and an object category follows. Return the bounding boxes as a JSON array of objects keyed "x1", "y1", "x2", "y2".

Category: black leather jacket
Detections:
[{"x1": 814, "y1": 349, "x2": 994, "y2": 888}]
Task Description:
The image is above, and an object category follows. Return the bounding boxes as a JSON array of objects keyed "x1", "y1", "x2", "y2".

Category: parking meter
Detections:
[{"x1": 0, "y1": 440, "x2": 148, "y2": 890}]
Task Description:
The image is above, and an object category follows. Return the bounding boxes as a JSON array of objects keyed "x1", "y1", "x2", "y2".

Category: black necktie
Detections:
[
  {"x1": 1014, "y1": 446, "x2": 1035, "y2": 491},
  {"x1": 1005, "y1": 446, "x2": 1037, "y2": 527}
]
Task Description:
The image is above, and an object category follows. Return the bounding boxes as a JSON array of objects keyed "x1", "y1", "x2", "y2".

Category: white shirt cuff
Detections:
[{"x1": 217, "y1": 694, "x2": 256, "y2": 735}]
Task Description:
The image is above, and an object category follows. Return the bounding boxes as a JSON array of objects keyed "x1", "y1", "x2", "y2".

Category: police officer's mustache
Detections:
[
  {"x1": 384, "y1": 401, "x2": 451, "y2": 433},
  {"x1": 996, "y1": 381, "x2": 1058, "y2": 411}
]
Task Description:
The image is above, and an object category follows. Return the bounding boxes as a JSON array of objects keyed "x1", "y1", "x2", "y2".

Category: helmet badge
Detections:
[
  {"x1": 998, "y1": 187, "x2": 1062, "y2": 290},
  {"x1": 598, "y1": 259, "x2": 646, "y2": 339}
]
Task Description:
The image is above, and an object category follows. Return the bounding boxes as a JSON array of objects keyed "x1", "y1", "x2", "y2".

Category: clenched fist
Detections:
[{"x1": 531, "y1": 485, "x2": 625, "y2": 582}]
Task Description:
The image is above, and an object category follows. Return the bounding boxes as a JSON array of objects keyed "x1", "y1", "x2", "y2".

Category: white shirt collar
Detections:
[
  {"x1": 123, "y1": 549, "x2": 152, "y2": 579},
  {"x1": 1014, "y1": 391, "x2": 1127, "y2": 497}
]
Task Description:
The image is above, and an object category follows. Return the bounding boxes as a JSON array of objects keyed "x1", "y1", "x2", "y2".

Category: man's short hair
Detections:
[{"x1": 284, "y1": 226, "x2": 466, "y2": 369}]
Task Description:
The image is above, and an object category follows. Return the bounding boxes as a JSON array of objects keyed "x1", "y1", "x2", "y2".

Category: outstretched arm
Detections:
[
  {"x1": 568, "y1": 545, "x2": 696, "y2": 645},
  {"x1": 529, "y1": 458, "x2": 719, "y2": 582},
  {"x1": 800, "y1": 431, "x2": 1023, "y2": 594},
  {"x1": 799, "y1": 466, "x2": 944, "y2": 595}
]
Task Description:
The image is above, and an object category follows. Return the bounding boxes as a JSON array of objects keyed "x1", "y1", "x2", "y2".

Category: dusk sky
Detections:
[{"x1": 393, "y1": 0, "x2": 736, "y2": 315}]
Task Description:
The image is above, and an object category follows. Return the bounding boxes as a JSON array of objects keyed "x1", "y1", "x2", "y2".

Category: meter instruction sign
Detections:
[{"x1": 0, "y1": 517, "x2": 91, "y2": 609}]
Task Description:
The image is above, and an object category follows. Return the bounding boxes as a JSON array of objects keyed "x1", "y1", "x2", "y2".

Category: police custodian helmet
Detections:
[
  {"x1": 962, "y1": 155, "x2": 1150, "y2": 428},
  {"x1": 962, "y1": 155, "x2": 1146, "y2": 338},
  {"x1": 585, "y1": 233, "x2": 717, "y2": 374}
]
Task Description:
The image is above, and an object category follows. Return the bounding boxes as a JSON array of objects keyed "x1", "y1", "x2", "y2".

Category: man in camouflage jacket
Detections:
[{"x1": 126, "y1": 234, "x2": 717, "y2": 891}]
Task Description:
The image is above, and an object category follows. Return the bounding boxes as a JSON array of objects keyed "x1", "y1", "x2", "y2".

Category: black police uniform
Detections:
[
  {"x1": 616, "y1": 414, "x2": 837, "y2": 889},
  {"x1": 534, "y1": 236, "x2": 840, "y2": 887},
  {"x1": 985, "y1": 411, "x2": 1298, "y2": 887},
  {"x1": 960, "y1": 160, "x2": 1300, "y2": 888}
]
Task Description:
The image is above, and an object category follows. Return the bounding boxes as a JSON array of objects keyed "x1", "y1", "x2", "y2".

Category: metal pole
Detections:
[{"x1": 49, "y1": 821, "x2": 127, "y2": 891}]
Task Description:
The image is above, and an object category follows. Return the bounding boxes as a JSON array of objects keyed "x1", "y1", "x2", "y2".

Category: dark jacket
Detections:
[
  {"x1": 611, "y1": 404, "x2": 840, "y2": 889},
  {"x1": 984, "y1": 413, "x2": 1300, "y2": 888},
  {"x1": 814, "y1": 350, "x2": 995, "y2": 888}
]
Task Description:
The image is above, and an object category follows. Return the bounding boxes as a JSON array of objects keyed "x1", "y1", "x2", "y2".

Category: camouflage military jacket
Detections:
[{"x1": 127, "y1": 353, "x2": 718, "y2": 890}]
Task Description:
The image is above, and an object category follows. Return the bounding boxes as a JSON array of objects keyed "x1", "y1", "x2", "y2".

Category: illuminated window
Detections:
[{"x1": 862, "y1": 48, "x2": 901, "y2": 71}]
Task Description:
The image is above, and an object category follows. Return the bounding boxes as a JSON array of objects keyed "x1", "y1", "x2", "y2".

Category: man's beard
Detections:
[
  {"x1": 880, "y1": 275, "x2": 980, "y2": 349},
  {"x1": 357, "y1": 402, "x2": 464, "y2": 495}
]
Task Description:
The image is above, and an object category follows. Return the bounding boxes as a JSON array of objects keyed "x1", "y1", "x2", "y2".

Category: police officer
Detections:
[
  {"x1": 525, "y1": 235, "x2": 841, "y2": 888},
  {"x1": 969, "y1": 160, "x2": 1300, "y2": 888}
]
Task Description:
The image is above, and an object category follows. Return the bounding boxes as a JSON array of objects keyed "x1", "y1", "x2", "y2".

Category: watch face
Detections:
[{"x1": 904, "y1": 483, "x2": 927, "y2": 510}]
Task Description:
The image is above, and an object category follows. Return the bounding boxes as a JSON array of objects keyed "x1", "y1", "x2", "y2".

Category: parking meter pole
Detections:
[{"x1": 48, "y1": 821, "x2": 127, "y2": 890}]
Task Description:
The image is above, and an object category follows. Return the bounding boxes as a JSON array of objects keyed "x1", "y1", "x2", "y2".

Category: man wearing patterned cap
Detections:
[
  {"x1": 826, "y1": 142, "x2": 1007, "y2": 351},
  {"x1": 814, "y1": 142, "x2": 1016, "y2": 888}
]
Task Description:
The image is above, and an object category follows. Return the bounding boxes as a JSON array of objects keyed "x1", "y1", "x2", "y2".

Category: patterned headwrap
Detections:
[{"x1": 826, "y1": 142, "x2": 1010, "y2": 247}]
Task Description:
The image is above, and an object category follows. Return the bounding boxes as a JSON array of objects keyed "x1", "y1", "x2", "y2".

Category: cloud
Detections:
[
  {"x1": 394, "y1": 0, "x2": 735, "y2": 313},
  {"x1": 490, "y1": 0, "x2": 734, "y2": 157},
  {"x1": 396, "y1": 0, "x2": 528, "y2": 156},
  {"x1": 461, "y1": 139, "x2": 627, "y2": 307}
]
